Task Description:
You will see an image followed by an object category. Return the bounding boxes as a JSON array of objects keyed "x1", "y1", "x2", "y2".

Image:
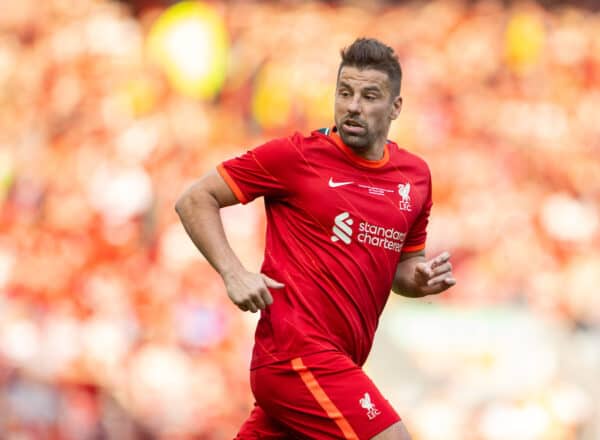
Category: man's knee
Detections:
[{"x1": 370, "y1": 421, "x2": 412, "y2": 440}]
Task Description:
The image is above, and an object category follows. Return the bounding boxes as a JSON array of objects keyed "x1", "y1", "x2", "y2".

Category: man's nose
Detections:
[{"x1": 347, "y1": 96, "x2": 361, "y2": 113}]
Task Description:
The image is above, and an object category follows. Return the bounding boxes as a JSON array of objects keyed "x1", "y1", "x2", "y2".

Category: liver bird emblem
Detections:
[
  {"x1": 398, "y1": 183, "x2": 411, "y2": 203},
  {"x1": 359, "y1": 392, "x2": 381, "y2": 420}
]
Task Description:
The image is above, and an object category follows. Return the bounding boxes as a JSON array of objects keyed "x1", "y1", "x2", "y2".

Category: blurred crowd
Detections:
[{"x1": 0, "y1": 0, "x2": 599, "y2": 439}]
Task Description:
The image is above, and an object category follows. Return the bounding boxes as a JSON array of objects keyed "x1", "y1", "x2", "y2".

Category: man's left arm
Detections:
[{"x1": 392, "y1": 250, "x2": 456, "y2": 298}]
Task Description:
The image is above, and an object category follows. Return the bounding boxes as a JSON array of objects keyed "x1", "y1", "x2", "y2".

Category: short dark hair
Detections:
[{"x1": 338, "y1": 38, "x2": 402, "y2": 97}]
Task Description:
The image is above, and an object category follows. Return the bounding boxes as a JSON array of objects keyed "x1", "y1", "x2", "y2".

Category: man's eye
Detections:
[
  {"x1": 365, "y1": 95, "x2": 377, "y2": 100},
  {"x1": 340, "y1": 91, "x2": 350, "y2": 97}
]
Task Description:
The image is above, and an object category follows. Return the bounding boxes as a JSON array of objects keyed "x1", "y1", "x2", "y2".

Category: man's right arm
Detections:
[{"x1": 174, "y1": 169, "x2": 284, "y2": 313}]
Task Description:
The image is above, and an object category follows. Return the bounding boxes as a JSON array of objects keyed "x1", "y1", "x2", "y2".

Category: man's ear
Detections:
[{"x1": 390, "y1": 95, "x2": 402, "y2": 120}]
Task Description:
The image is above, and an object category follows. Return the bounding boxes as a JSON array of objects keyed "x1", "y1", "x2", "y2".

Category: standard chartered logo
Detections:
[
  {"x1": 331, "y1": 212, "x2": 406, "y2": 252},
  {"x1": 331, "y1": 212, "x2": 353, "y2": 244}
]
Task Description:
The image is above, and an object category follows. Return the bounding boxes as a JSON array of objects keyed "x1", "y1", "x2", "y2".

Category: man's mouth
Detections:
[{"x1": 342, "y1": 119, "x2": 366, "y2": 135}]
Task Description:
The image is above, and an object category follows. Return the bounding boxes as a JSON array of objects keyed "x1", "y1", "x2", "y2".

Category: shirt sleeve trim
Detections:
[
  {"x1": 402, "y1": 243, "x2": 426, "y2": 253},
  {"x1": 217, "y1": 163, "x2": 248, "y2": 204}
]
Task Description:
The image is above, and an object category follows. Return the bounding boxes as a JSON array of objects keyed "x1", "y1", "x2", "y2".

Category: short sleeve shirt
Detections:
[{"x1": 218, "y1": 128, "x2": 432, "y2": 368}]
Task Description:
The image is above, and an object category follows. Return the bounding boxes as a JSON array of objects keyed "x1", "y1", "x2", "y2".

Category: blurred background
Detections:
[{"x1": 1, "y1": 0, "x2": 599, "y2": 438}]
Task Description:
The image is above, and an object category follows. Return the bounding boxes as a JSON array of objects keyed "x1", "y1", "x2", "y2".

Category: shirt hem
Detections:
[{"x1": 250, "y1": 347, "x2": 342, "y2": 370}]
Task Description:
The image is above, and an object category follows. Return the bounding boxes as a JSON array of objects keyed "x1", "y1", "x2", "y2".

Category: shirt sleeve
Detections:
[
  {"x1": 402, "y1": 168, "x2": 432, "y2": 253},
  {"x1": 217, "y1": 135, "x2": 300, "y2": 204}
]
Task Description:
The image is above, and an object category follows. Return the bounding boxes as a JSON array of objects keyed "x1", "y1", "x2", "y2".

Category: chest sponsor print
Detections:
[{"x1": 331, "y1": 212, "x2": 406, "y2": 252}]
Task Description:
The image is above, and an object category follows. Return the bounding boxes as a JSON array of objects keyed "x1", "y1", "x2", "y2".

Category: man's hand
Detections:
[
  {"x1": 393, "y1": 250, "x2": 456, "y2": 297},
  {"x1": 413, "y1": 251, "x2": 456, "y2": 296},
  {"x1": 222, "y1": 270, "x2": 285, "y2": 313}
]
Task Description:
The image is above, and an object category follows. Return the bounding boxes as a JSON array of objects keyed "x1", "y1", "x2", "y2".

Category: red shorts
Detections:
[{"x1": 235, "y1": 351, "x2": 400, "y2": 440}]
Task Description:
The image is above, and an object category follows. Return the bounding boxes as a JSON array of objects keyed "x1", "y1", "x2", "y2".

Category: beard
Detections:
[{"x1": 338, "y1": 124, "x2": 374, "y2": 151}]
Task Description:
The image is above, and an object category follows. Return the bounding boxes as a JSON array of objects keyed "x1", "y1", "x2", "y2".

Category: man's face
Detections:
[{"x1": 334, "y1": 66, "x2": 402, "y2": 152}]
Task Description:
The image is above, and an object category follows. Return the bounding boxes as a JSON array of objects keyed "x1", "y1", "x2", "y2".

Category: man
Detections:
[{"x1": 175, "y1": 38, "x2": 455, "y2": 440}]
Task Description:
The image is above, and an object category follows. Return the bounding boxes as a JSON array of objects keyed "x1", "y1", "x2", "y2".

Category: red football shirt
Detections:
[{"x1": 218, "y1": 128, "x2": 432, "y2": 369}]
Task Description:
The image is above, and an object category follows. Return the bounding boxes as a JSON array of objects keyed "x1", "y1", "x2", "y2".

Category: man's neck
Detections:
[{"x1": 359, "y1": 140, "x2": 386, "y2": 161}]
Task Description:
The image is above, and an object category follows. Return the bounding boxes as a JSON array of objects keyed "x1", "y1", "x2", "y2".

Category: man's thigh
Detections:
[
  {"x1": 250, "y1": 351, "x2": 401, "y2": 440},
  {"x1": 370, "y1": 421, "x2": 411, "y2": 440}
]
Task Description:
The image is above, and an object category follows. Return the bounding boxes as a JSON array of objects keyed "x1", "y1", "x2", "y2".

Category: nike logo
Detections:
[{"x1": 328, "y1": 177, "x2": 354, "y2": 188}]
